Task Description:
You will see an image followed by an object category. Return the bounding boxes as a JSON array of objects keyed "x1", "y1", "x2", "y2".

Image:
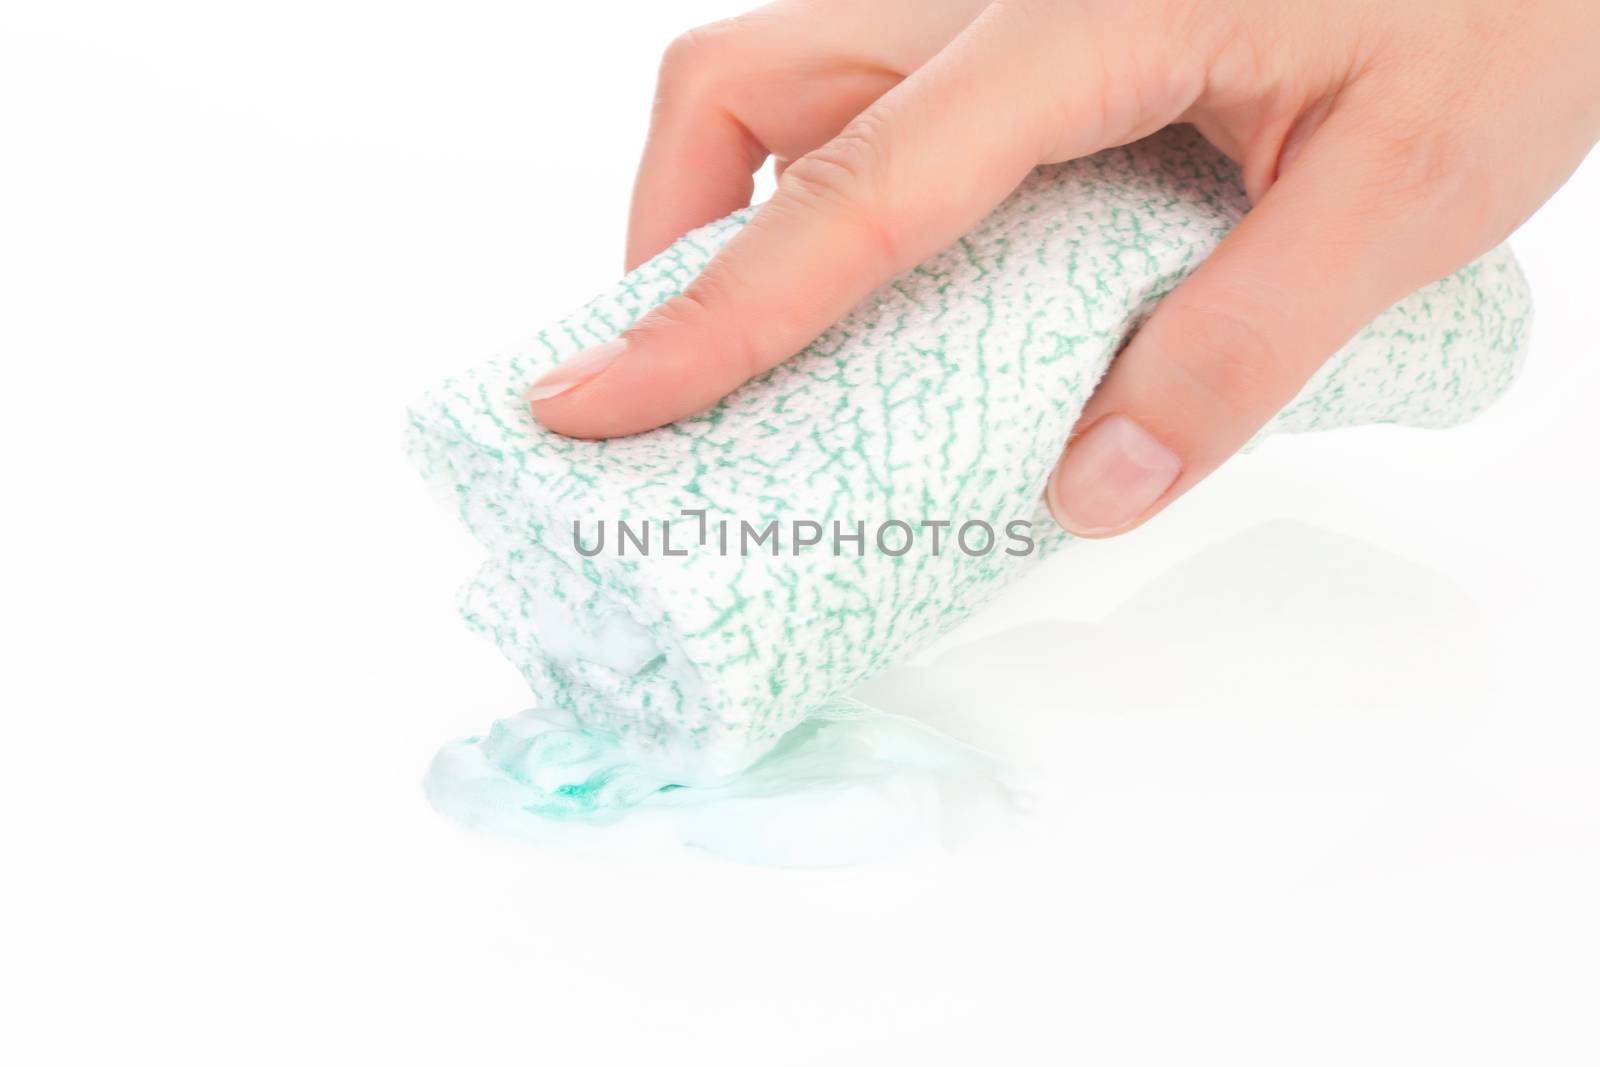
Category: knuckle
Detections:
[
  {"x1": 1365, "y1": 124, "x2": 1465, "y2": 207},
  {"x1": 656, "y1": 20, "x2": 742, "y2": 98},
  {"x1": 634, "y1": 280, "x2": 765, "y2": 382},
  {"x1": 629, "y1": 286, "x2": 709, "y2": 340},
  {"x1": 777, "y1": 115, "x2": 900, "y2": 265},
  {"x1": 1160, "y1": 297, "x2": 1290, "y2": 419},
  {"x1": 781, "y1": 125, "x2": 883, "y2": 208}
]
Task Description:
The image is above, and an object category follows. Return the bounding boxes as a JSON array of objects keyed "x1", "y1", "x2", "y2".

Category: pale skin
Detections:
[{"x1": 527, "y1": 0, "x2": 1600, "y2": 536}]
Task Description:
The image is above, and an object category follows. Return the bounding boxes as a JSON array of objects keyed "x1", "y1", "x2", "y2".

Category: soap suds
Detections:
[
  {"x1": 424, "y1": 700, "x2": 1021, "y2": 867},
  {"x1": 528, "y1": 595, "x2": 660, "y2": 676}
]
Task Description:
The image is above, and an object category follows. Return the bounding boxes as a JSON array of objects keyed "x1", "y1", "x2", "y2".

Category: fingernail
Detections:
[
  {"x1": 523, "y1": 339, "x2": 627, "y2": 403},
  {"x1": 1047, "y1": 414, "x2": 1182, "y2": 535}
]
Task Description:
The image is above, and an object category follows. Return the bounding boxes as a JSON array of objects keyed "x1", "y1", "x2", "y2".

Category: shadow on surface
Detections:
[{"x1": 854, "y1": 520, "x2": 1493, "y2": 747}]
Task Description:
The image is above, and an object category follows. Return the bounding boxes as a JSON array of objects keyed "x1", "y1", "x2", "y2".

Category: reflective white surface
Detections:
[{"x1": 3, "y1": 2, "x2": 1597, "y2": 1063}]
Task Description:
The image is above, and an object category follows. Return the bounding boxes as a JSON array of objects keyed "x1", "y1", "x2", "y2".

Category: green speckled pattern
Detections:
[{"x1": 408, "y1": 126, "x2": 1530, "y2": 800}]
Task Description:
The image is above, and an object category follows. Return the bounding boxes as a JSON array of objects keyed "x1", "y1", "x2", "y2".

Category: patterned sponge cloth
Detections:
[{"x1": 407, "y1": 126, "x2": 1531, "y2": 828}]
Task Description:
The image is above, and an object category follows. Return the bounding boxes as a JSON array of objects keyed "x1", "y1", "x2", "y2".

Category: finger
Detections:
[
  {"x1": 627, "y1": 0, "x2": 997, "y2": 269},
  {"x1": 532, "y1": 2, "x2": 1165, "y2": 439},
  {"x1": 625, "y1": 26, "x2": 771, "y2": 270},
  {"x1": 1045, "y1": 109, "x2": 1468, "y2": 537}
]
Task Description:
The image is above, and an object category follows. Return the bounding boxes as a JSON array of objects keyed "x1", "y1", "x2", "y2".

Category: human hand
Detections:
[{"x1": 527, "y1": 0, "x2": 1600, "y2": 536}]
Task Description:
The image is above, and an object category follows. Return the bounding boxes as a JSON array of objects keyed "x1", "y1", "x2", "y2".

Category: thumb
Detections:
[
  {"x1": 528, "y1": 3, "x2": 1154, "y2": 439},
  {"x1": 1046, "y1": 108, "x2": 1475, "y2": 537}
]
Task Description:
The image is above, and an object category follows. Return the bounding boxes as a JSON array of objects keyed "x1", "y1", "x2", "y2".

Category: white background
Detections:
[{"x1": 3, "y1": 2, "x2": 1597, "y2": 1063}]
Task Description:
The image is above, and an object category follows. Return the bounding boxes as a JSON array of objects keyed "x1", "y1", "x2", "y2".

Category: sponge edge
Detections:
[
  {"x1": 407, "y1": 125, "x2": 1532, "y2": 814},
  {"x1": 1267, "y1": 247, "x2": 1530, "y2": 436}
]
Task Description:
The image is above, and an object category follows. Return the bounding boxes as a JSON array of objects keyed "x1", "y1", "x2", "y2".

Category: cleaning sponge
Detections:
[{"x1": 407, "y1": 125, "x2": 1530, "y2": 817}]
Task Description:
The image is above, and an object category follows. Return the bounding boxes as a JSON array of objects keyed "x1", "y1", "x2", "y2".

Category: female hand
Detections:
[{"x1": 527, "y1": 0, "x2": 1600, "y2": 536}]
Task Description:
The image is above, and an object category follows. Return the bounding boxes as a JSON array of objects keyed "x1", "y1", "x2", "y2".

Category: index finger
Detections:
[{"x1": 530, "y1": 4, "x2": 1141, "y2": 438}]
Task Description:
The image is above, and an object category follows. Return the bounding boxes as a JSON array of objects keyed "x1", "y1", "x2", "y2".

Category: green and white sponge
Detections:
[{"x1": 407, "y1": 126, "x2": 1530, "y2": 816}]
